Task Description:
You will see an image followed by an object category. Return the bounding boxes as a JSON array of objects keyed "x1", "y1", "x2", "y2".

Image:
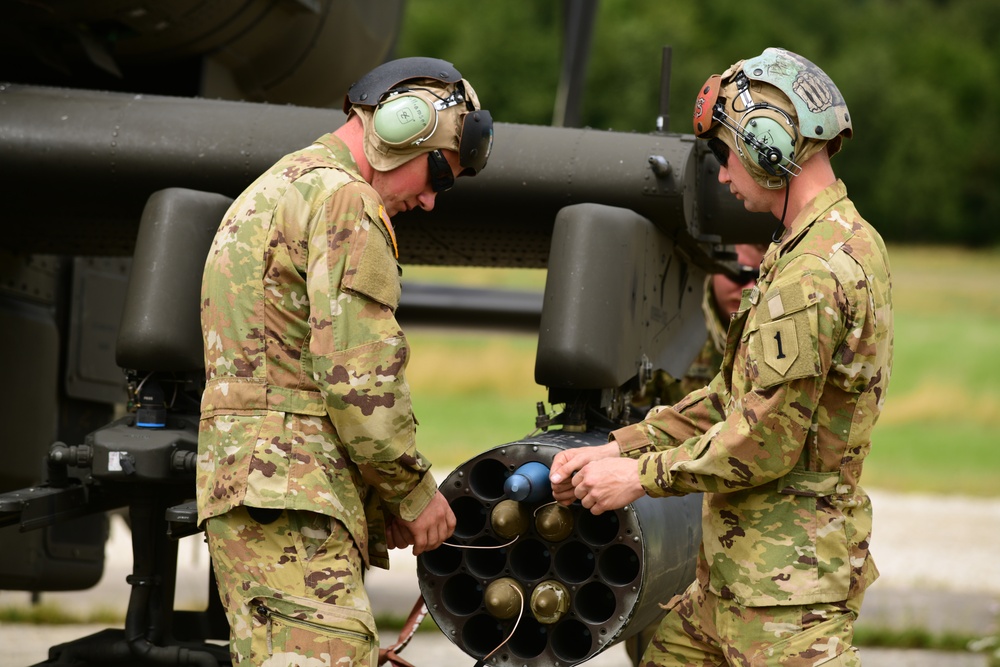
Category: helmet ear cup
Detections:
[
  {"x1": 758, "y1": 145, "x2": 784, "y2": 175},
  {"x1": 735, "y1": 113, "x2": 797, "y2": 179},
  {"x1": 372, "y1": 93, "x2": 437, "y2": 147}
]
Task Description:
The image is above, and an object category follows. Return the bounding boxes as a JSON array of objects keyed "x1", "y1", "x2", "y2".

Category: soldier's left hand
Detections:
[{"x1": 570, "y1": 457, "x2": 645, "y2": 515}]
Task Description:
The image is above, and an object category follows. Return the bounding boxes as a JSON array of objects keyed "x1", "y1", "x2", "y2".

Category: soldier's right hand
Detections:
[
  {"x1": 398, "y1": 490, "x2": 455, "y2": 556},
  {"x1": 549, "y1": 443, "x2": 621, "y2": 505},
  {"x1": 386, "y1": 515, "x2": 414, "y2": 550}
]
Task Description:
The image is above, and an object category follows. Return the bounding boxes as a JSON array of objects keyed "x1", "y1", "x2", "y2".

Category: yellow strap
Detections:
[{"x1": 378, "y1": 205, "x2": 399, "y2": 258}]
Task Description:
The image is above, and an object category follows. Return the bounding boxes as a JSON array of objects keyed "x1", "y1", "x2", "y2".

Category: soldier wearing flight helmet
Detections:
[
  {"x1": 197, "y1": 57, "x2": 492, "y2": 666},
  {"x1": 550, "y1": 47, "x2": 892, "y2": 665}
]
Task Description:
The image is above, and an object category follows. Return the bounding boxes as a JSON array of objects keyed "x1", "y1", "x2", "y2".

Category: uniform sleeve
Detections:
[
  {"x1": 306, "y1": 182, "x2": 434, "y2": 521},
  {"x1": 627, "y1": 255, "x2": 852, "y2": 497},
  {"x1": 613, "y1": 371, "x2": 729, "y2": 456}
]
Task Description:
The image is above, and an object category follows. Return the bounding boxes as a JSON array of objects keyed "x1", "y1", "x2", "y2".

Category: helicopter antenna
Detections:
[{"x1": 657, "y1": 45, "x2": 672, "y2": 132}]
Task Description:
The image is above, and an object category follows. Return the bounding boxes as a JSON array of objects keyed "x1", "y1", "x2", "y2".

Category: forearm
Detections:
[
  {"x1": 613, "y1": 374, "x2": 728, "y2": 458},
  {"x1": 316, "y1": 335, "x2": 437, "y2": 513},
  {"x1": 358, "y1": 460, "x2": 437, "y2": 521},
  {"x1": 636, "y1": 376, "x2": 819, "y2": 497}
]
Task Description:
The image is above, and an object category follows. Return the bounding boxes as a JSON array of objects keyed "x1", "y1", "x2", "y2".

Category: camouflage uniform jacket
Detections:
[
  {"x1": 197, "y1": 133, "x2": 436, "y2": 570},
  {"x1": 612, "y1": 180, "x2": 893, "y2": 606}
]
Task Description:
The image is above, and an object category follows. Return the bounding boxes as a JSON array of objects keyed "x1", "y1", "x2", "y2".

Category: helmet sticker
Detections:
[
  {"x1": 792, "y1": 70, "x2": 836, "y2": 115},
  {"x1": 741, "y1": 48, "x2": 851, "y2": 140},
  {"x1": 692, "y1": 75, "x2": 721, "y2": 136}
]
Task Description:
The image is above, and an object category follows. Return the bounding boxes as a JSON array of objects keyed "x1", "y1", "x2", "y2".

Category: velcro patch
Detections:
[
  {"x1": 350, "y1": 230, "x2": 400, "y2": 309},
  {"x1": 750, "y1": 277, "x2": 820, "y2": 388},
  {"x1": 342, "y1": 198, "x2": 401, "y2": 310},
  {"x1": 767, "y1": 292, "x2": 785, "y2": 319}
]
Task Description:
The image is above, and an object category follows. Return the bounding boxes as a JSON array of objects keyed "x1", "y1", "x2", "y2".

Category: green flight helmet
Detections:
[
  {"x1": 741, "y1": 48, "x2": 852, "y2": 152},
  {"x1": 693, "y1": 48, "x2": 852, "y2": 189}
]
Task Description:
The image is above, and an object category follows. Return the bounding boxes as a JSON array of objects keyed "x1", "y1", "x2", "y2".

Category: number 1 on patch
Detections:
[{"x1": 761, "y1": 318, "x2": 798, "y2": 375}]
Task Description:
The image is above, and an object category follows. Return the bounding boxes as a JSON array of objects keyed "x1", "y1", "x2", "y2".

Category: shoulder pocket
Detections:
[
  {"x1": 341, "y1": 200, "x2": 401, "y2": 310},
  {"x1": 751, "y1": 277, "x2": 820, "y2": 389}
]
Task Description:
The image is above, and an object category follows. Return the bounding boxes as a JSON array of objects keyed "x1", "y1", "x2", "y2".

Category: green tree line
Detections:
[{"x1": 396, "y1": 0, "x2": 1000, "y2": 245}]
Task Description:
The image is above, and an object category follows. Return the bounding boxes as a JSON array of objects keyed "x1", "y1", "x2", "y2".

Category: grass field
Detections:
[
  {"x1": 861, "y1": 246, "x2": 1000, "y2": 495},
  {"x1": 403, "y1": 246, "x2": 1000, "y2": 497}
]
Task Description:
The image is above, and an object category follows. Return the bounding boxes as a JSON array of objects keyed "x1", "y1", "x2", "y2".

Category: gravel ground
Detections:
[{"x1": 2, "y1": 488, "x2": 998, "y2": 666}]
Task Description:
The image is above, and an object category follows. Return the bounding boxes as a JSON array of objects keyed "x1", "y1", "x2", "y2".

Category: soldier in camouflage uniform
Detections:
[
  {"x1": 551, "y1": 48, "x2": 892, "y2": 666},
  {"x1": 197, "y1": 57, "x2": 493, "y2": 666}
]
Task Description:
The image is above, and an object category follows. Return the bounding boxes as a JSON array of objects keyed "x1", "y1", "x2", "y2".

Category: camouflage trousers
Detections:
[
  {"x1": 640, "y1": 579, "x2": 862, "y2": 666},
  {"x1": 205, "y1": 505, "x2": 378, "y2": 667}
]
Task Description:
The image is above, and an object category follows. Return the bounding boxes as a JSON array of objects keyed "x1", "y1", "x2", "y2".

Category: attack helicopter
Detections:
[{"x1": 0, "y1": 1, "x2": 771, "y2": 664}]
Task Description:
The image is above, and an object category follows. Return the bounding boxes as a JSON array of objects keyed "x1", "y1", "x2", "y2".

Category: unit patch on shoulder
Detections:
[
  {"x1": 750, "y1": 278, "x2": 820, "y2": 388},
  {"x1": 760, "y1": 317, "x2": 798, "y2": 376},
  {"x1": 341, "y1": 200, "x2": 402, "y2": 310}
]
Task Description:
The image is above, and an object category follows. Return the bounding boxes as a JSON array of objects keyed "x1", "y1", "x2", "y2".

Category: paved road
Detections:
[
  {"x1": 3, "y1": 604, "x2": 997, "y2": 667},
  {"x1": 4, "y1": 624, "x2": 991, "y2": 667},
  {"x1": 2, "y1": 489, "x2": 998, "y2": 666}
]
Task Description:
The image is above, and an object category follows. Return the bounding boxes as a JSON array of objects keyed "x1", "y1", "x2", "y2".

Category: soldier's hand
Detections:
[
  {"x1": 385, "y1": 516, "x2": 414, "y2": 550},
  {"x1": 570, "y1": 457, "x2": 645, "y2": 515},
  {"x1": 399, "y1": 491, "x2": 456, "y2": 556},
  {"x1": 549, "y1": 443, "x2": 621, "y2": 506}
]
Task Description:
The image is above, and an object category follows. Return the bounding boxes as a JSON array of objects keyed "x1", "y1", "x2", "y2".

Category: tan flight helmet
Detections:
[
  {"x1": 692, "y1": 47, "x2": 852, "y2": 189},
  {"x1": 344, "y1": 57, "x2": 493, "y2": 183}
]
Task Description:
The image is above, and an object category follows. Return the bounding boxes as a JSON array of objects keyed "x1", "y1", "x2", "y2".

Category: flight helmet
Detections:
[
  {"x1": 692, "y1": 47, "x2": 852, "y2": 189},
  {"x1": 344, "y1": 57, "x2": 493, "y2": 181}
]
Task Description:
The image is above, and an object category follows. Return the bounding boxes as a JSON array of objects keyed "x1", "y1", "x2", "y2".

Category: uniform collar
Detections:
[
  {"x1": 313, "y1": 133, "x2": 363, "y2": 179},
  {"x1": 760, "y1": 179, "x2": 849, "y2": 277}
]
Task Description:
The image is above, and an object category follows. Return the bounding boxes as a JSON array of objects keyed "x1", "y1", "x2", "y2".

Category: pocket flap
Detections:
[
  {"x1": 776, "y1": 469, "x2": 841, "y2": 497},
  {"x1": 341, "y1": 198, "x2": 401, "y2": 311},
  {"x1": 254, "y1": 592, "x2": 377, "y2": 638}
]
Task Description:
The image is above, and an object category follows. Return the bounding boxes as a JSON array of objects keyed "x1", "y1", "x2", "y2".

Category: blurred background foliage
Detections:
[
  {"x1": 396, "y1": 0, "x2": 1000, "y2": 246},
  {"x1": 393, "y1": 1, "x2": 1000, "y2": 495}
]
